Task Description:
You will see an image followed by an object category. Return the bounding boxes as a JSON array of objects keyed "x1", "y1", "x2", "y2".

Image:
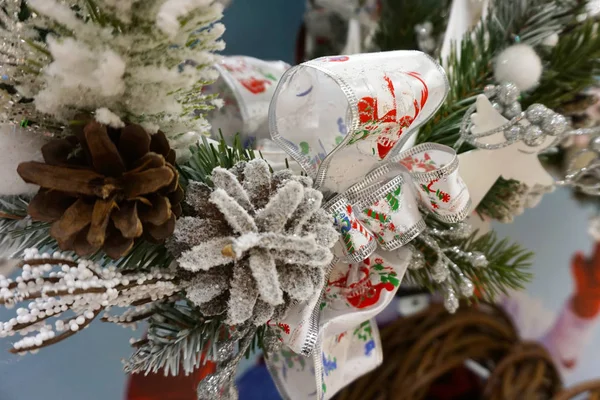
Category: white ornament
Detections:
[
  {"x1": 542, "y1": 33, "x2": 559, "y2": 47},
  {"x1": 0, "y1": 125, "x2": 49, "y2": 195},
  {"x1": 494, "y1": 44, "x2": 543, "y2": 91},
  {"x1": 458, "y1": 95, "x2": 555, "y2": 209}
]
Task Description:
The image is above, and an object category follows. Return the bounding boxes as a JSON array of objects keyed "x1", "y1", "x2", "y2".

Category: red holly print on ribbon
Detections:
[
  {"x1": 326, "y1": 257, "x2": 399, "y2": 309},
  {"x1": 323, "y1": 55, "x2": 349, "y2": 62},
  {"x1": 400, "y1": 151, "x2": 437, "y2": 172},
  {"x1": 420, "y1": 178, "x2": 451, "y2": 212},
  {"x1": 240, "y1": 77, "x2": 270, "y2": 94},
  {"x1": 350, "y1": 72, "x2": 429, "y2": 159}
]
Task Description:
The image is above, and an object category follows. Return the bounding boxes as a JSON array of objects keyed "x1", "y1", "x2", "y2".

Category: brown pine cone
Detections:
[{"x1": 17, "y1": 118, "x2": 184, "y2": 259}]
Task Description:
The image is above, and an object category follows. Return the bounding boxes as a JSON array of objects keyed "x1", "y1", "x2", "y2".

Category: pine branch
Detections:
[
  {"x1": 180, "y1": 133, "x2": 259, "y2": 186},
  {"x1": 0, "y1": 195, "x2": 53, "y2": 259},
  {"x1": 98, "y1": 240, "x2": 174, "y2": 271},
  {"x1": 416, "y1": 0, "x2": 582, "y2": 148},
  {"x1": 406, "y1": 218, "x2": 533, "y2": 301},
  {"x1": 125, "y1": 302, "x2": 224, "y2": 376},
  {"x1": 523, "y1": 19, "x2": 600, "y2": 109},
  {"x1": 124, "y1": 301, "x2": 264, "y2": 377}
]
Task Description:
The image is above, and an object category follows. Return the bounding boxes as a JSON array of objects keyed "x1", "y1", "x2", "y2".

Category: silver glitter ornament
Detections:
[
  {"x1": 525, "y1": 104, "x2": 551, "y2": 124},
  {"x1": 431, "y1": 262, "x2": 450, "y2": 283},
  {"x1": 504, "y1": 124, "x2": 522, "y2": 142},
  {"x1": 408, "y1": 247, "x2": 426, "y2": 270},
  {"x1": 503, "y1": 101, "x2": 522, "y2": 119},
  {"x1": 541, "y1": 113, "x2": 568, "y2": 136},
  {"x1": 522, "y1": 125, "x2": 545, "y2": 147},
  {"x1": 491, "y1": 101, "x2": 505, "y2": 114},
  {"x1": 591, "y1": 136, "x2": 600, "y2": 153},
  {"x1": 483, "y1": 84, "x2": 496, "y2": 97},
  {"x1": 458, "y1": 278, "x2": 475, "y2": 297},
  {"x1": 496, "y1": 82, "x2": 520, "y2": 105},
  {"x1": 471, "y1": 252, "x2": 488, "y2": 268},
  {"x1": 443, "y1": 286, "x2": 459, "y2": 314}
]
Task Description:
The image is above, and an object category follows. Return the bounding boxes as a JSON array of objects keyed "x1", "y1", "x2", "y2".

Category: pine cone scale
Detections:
[
  {"x1": 121, "y1": 166, "x2": 174, "y2": 198},
  {"x1": 28, "y1": 190, "x2": 75, "y2": 222},
  {"x1": 145, "y1": 214, "x2": 176, "y2": 242},
  {"x1": 112, "y1": 202, "x2": 143, "y2": 239},
  {"x1": 49, "y1": 199, "x2": 94, "y2": 243},
  {"x1": 17, "y1": 162, "x2": 105, "y2": 197},
  {"x1": 87, "y1": 197, "x2": 118, "y2": 247},
  {"x1": 128, "y1": 153, "x2": 166, "y2": 174},
  {"x1": 138, "y1": 195, "x2": 172, "y2": 226},
  {"x1": 84, "y1": 122, "x2": 126, "y2": 177},
  {"x1": 118, "y1": 125, "x2": 151, "y2": 167},
  {"x1": 41, "y1": 138, "x2": 78, "y2": 166},
  {"x1": 72, "y1": 227, "x2": 100, "y2": 256},
  {"x1": 149, "y1": 131, "x2": 173, "y2": 160},
  {"x1": 104, "y1": 225, "x2": 135, "y2": 259}
]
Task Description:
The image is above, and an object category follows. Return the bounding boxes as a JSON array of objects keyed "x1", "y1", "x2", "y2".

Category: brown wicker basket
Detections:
[{"x1": 334, "y1": 302, "x2": 600, "y2": 400}]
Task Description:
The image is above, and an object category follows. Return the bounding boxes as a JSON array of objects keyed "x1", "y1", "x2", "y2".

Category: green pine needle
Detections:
[
  {"x1": 523, "y1": 19, "x2": 600, "y2": 109},
  {"x1": 415, "y1": 0, "x2": 582, "y2": 148},
  {"x1": 406, "y1": 219, "x2": 533, "y2": 300},
  {"x1": 179, "y1": 133, "x2": 258, "y2": 186},
  {"x1": 124, "y1": 302, "x2": 226, "y2": 376},
  {"x1": 0, "y1": 195, "x2": 53, "y2": 259}
]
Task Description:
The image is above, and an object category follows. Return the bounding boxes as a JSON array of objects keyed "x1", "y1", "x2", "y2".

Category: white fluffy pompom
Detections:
[
  {"x1": 494, "y1": 44, "x2": 543, "y2": 91},
  {"x1": 542, "y1": 33, "x2": 559, "y2": 47},
  {"x1": 0, "y1": 125, "x2": 48, "y2": 195}
]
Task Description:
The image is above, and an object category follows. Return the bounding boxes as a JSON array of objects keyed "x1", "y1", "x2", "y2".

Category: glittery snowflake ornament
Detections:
[{"x1": 168, "y1": 159, "x2": 339, "y2": 325}]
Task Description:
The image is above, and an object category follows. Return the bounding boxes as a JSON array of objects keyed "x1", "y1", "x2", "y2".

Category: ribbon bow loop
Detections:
[{"x1": 325, "y1": 143, "x2": 471, "y2": 263}]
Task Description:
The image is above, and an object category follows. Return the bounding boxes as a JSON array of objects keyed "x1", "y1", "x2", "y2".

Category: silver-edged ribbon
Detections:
[
  {"x1": 261, "y1": 51, "x2": 473, "y2": 400},
  {"x1": 324, "y1": 143, "x2": 470, "y2": 263}
]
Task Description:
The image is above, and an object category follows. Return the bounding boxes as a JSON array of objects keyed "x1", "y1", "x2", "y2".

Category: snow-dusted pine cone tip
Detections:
[{"x1": 167, "y1": 159, "x2": 339, "y2": 325}]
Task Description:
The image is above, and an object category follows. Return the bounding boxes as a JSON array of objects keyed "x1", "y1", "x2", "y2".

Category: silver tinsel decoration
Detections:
[
  {"x1": 197, "y1": 330, "x2": 253, "y2": 400},
  {"x1": 168, "y1": 159, "x2": 339, "y2": 325},
  {"x1": 443, "y1": 286, "x2": 459, "y2": 314},
  {"x1": 456, "y1": 82, "x2": 572, "y2": 150},
  {"x1": 407, "y1": 223, "x2": 487, "y2": 312}
]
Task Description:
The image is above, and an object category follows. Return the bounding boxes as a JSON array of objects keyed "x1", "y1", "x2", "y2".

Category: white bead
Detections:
[
  {"x1": 494, "y1": 44, "x2": 543, "y2": 91},
  {"x1": 70, "y1": 323, "x2": 79, "y2": 332},
  {"x1": 76, "y1": 316, "x2": 85, "y2": 325},
  {"x1": 85, "y1": 311, "x2": 95, "y2": 319}
]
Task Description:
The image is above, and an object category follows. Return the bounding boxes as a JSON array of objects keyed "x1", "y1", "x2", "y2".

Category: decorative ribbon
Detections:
[
  {"x1": 204, "y1": 56, "x2": 290, "y2": 147},
  {"x1": 207, "y1": 51, "x2": 471, "y2": 400},
  {"x1": 325, "y1": 143, "x2": 470, "y2": 263}
]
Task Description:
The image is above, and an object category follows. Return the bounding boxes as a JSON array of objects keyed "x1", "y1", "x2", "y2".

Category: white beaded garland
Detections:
[{"x1": 0, "y1": 248, "x2": 181, "y2": 353}]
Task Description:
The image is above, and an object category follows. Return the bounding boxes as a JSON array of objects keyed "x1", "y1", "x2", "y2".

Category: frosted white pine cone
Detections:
[{"x1": 168, "y1": 159, "x2": 339, "y2": 325}]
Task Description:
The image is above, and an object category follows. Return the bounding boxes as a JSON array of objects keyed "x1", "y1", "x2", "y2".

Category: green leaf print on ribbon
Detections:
[
  {"x1": 385, "y1": 185, "x2": 402, "y2": 211},
  {"x1": 372, "y1": 258, "x2": 400, "y2": 287},
  {"x1": 300, "y1": 141, "x2": 310, "y2": 155},
  {"x1": 353, "y1": 320, "x2": 373, "y2": 342}
]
